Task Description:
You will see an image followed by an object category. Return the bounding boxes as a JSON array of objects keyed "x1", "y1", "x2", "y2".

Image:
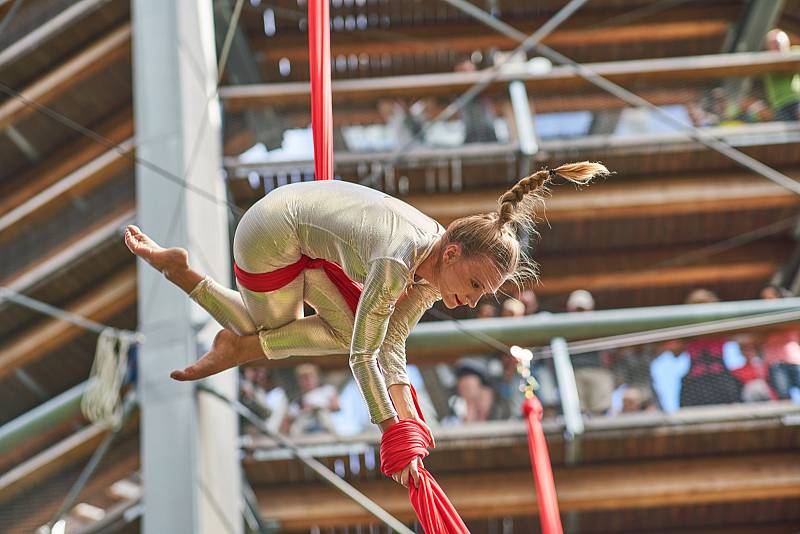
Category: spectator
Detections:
[
  {"x1": 287, "y1": 364, "x2": 340, "y2": 436},
  {"x1": 377, "y1": 98, "x2": 425, "y2": 148},
  {"x1": 500, "y1": 297, "x2": 525, "y2": 318},
  {"x1": 760, "y1": 284, "x2": 793, "y2": 299},
  {"x1": 240, "y1": 366, "x2": 288, "y2": 434},
  {"x1": 764, "y1": 29, "x2": 800, "y2": 122},
  {"x1": 650, "y1": 339, "x2": 690, "y2": 414},
  {"x1": 730, "y1": 333, "x2": 776, "y2": 402},
  {"x1": 679, "y1": 289, "x2": 742, "y2": 407},
  {"x1": 758, "y1": 285, "x2": 800, "y2": 400},
  {"x1": 475, "y1": 300, "x2": 499, "y2": 319},
  {"x1": 518, "y1": 288, "x2": 546, "y2": 315},
  {"x1": 454, "y1": 57, "x2": 498, "y2": 144},
  {"x1": 567, "y1": 290, "x2": 615, "y2": 416},
  {"x1": 608, "y1": 345, "x2": 657, "y2": 414},
  {"x1": 445, "y1": 359, "x2": 495, "y2": 424}
]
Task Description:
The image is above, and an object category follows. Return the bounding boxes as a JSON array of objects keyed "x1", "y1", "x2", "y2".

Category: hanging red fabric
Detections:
[
  {"x1": 523, "y1": 395, "x2": 563, "y2": 534},
  {"x1": 380, "y1": 387, "x2": 469, "y2": 534},
  {"x1": 307, "y1": 2, "x2": 467, "y2": 530},
  {"x1": 308, "y1": 0, "x2": 333, "y2": 181}
]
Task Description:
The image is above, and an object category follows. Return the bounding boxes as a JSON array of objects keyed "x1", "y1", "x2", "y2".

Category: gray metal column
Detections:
[{"x1": 132, "y1": 1, "x2": 241, "y2": 532}]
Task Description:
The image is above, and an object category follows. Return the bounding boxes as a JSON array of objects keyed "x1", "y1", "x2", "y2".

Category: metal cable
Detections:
[
  {"x1": 440, "y1": 0, "x2": 800, "y2": 196},
  {"x1": 0, "y1": 286, "x2": 143, "y2": 342},
  {"x1": 359, "y1": 0, "x2": 590, "y2": 187},
  {"x1": 0, "y1": 82, "x2": 245, "y2": 217},
  {"x1": 0, "y1": 0, "x2": 23, "y2": 39}
]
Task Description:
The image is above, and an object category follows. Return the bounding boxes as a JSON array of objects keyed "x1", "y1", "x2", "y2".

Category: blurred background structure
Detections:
[{"x1": 1, "y1": 0, "x2": 800, "y2": 532}]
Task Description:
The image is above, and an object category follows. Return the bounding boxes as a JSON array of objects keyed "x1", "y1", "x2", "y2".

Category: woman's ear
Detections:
[{"x1": 443, "y1": 243, "x2": 462, "y2": 264}]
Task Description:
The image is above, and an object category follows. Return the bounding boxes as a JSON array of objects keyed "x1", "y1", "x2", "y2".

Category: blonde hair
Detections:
[{"x1": 440, "y1": 161, "x2": 610, "y2": 291}]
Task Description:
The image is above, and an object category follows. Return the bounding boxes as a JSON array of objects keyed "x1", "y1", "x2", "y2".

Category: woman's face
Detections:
[{"x1": 437, "y1": 244, "x2": 506, "y2": 309}]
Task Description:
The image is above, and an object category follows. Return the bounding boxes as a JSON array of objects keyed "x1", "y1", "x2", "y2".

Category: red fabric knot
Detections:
[{"x1": 380, "y1": 420, "x2": 469, "y2": 534}]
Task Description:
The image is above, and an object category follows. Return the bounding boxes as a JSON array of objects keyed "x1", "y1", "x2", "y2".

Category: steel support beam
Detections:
[{"x1": 132, "y1": 0, "x2": 241, "y2": 532}]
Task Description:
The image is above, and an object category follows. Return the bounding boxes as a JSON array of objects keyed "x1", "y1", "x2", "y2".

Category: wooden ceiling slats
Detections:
[
  {"x1": 0, "y1": 111, "x2": 132, "y2": 203},
  {"x1": 250, "y1": 452, "x2": 800, "y2": 530},
  {"x1": 0, "y1": 265, "x2": 136, "y2": 379},
  {"x1": 0, "y1": 23, "x2": 131, "y2": 131},
  {"x1": 254, "y1": 19, "x2": 731, "y2": 64},
  {"x1": 0, "y1": 139, "x2": 133, "y2": 241}
]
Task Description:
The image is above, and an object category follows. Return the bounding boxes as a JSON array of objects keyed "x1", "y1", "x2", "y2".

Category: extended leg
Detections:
[
  {"x1": 172, "y1": 269, "x2": 357, "y2": 381},
  {"x1": 125, "y1": 224, "x2": 256, "y2": 335}
]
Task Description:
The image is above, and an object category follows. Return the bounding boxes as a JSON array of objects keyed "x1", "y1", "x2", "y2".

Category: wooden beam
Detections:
[
  {"x1": 254, "y1": 453, "x2": 800, "y2": 529},
  {"x1": 536, "y1": 261, "x2": 777, "y2": 296},
  {"x1": 0, "y1": 140, "x2": 133, "y2": 240},
  {"x1": 0, "y1": 111, "x2": 132, "y2": 217},
  {"x1": 220, "y1": 52, "x2": 800, "y2": 109},
  {"x1": 0, "y1": 23, "x2": 131, "y2": 130},
  {"x1": 403, "y1": 171, "x2": 800, "y2": 226},
  {"x1": 0, "y1": 444, "x2": 139, "y2": 533},
  {"x1": 0, "y1": 424, "x2": 106, "y2": 501},
  {"x1": 254, "y1": 18, "x2": 730, "y2": 63},
  {"x1": 0, "y1": 0, "x2": 114, "y2": 71},
  {"x1": 0, "y1": 266, "x2": 136, "y2": 378},
  {"x1": 0, "y1": 205, "x2": 134, "y2": 291}
]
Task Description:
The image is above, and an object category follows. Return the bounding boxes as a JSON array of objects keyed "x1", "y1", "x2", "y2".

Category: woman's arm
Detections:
[
  {"x1": 349, "y1": 259, "x2": 410, "y2": 425},
  {"x1": 379, "y1": 283, "x2": 439, "y2": 420}
]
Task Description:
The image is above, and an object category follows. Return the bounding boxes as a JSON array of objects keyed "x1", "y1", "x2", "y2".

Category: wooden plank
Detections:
[
  {"x1": 402, "y1": 171, "x2": 800, "y2": 226},
  {"x1": 0, "y1": 208, "x2": 134, "y2": 292},
  {"x1": 253, "y1": 453, "x2": 800, "y2": 529},
  {"x1": 537, "y1": 261, "x2": 777, "y2": 296},
  {"x1": 0, "y1": 266, "x2": 136, "y2": 378},
  {"x1": 0, "y1": 0, "x2": 113, "y2": 70},
  {"x1": 0, "y1": 424, "x2": 106, "y2": 501},
  {"x1": 0, "y1": 111, "x2": 132, "y2": 217},
  {"x1": 0, "y1": 139, "x2": 133, "y2": 240},
  {"x1": 0, "y1": 23, "x2": 131, "y2": 130},
  {"x1": 220, "y1": 52, "x2": 800, "y2": 108},
  {"x1": 254, "y1": 18, "x2": 730, "y2": 63},
  {"x1": 0, "y1": 442, "x2": 139, "y2": 534}
]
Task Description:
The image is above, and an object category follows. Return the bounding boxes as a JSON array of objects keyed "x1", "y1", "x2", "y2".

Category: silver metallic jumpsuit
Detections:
[{"x1": 189, "y1": 180, "x2": 444, "y2": 424}]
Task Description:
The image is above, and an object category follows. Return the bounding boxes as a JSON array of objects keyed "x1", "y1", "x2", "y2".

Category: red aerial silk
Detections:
[
  {"x1": 308, "y1": 0, "x2": 333, "y2": 181},
  {"x1": 306, "y1": 2, "x2": 468, "y2": 531},
  {"x1": 234, "y1": 258, "x2": 362, "y2": 315},
  {"x1": 522, "y1": 395, "x2": 563, "y2": 534},
  {"x1": 380, "y1": 389, "x2": 469, "y2": 534}
]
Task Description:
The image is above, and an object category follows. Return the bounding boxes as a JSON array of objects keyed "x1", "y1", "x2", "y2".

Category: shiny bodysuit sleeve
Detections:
[
  {"x1": 349, "y1": 258, "x2": 410, "y2": 424},
  {"x1": 378, "y1": 283, "x2": 440, "y2": 387}
]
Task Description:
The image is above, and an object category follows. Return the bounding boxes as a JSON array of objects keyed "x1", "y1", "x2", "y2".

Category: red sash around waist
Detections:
[{"x1": 233, "y1": 255, "x2": 362, "y2": 315}]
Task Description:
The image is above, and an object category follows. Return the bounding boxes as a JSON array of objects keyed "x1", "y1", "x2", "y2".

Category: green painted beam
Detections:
[
  {"x1": 406, "y1": 298, "x2": 800, "y2": 357},
  {"x1": 0, "y1": 381, "x2": 86, "y2": 455}
]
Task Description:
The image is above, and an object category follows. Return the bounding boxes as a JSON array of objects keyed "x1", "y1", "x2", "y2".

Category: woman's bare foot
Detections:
[
  {"x1": 171, "y1": 329, "x2": 253, "y2": 381},
  {"x1": 124, "y1": 224, "x2": 189, "y2": 277}
]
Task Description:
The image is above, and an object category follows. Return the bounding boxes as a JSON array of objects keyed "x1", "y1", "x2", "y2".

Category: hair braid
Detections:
[
  {"x1": 496, "y1": 161, "x2": 609, "y2": 228},
  {"x1": 439, "y1": 161, "x2": 610, "y2": 295},
  {"x1": 497, "y1": 170, "x2": 549, "y2": 226}
]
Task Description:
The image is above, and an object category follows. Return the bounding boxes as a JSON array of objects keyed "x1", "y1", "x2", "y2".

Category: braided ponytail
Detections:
[
  {"x1": 438, "y1": 161, "x2": 609, "y2": 293},
  {"x1": 497, "y1": 161, "x2": 609, "y2": 228}
]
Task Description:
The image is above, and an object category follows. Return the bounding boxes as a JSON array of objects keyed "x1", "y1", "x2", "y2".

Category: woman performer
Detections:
[{"x1": 124, "y1": 161, "x2": 608, "y2": 487}]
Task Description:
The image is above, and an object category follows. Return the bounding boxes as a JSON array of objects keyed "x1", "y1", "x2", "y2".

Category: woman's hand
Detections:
[
  {"x1": 387, "y1": 384, "x2": 436, "y2": 448},
  {"x1": 391, "y1": 456, "x2": 423, "y2": 488}
]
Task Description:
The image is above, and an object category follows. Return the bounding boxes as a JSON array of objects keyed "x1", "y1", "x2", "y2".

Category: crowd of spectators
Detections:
[
  {"x1": 239, "y1": 282, "x2": 800, "y2": 437},
  {"x1": 687, "y1": 29, "x2": 799, "y2": 127}
]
